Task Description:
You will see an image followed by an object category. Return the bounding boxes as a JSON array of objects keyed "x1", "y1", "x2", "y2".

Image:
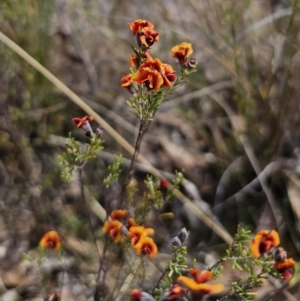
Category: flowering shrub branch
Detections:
[{"x1": 118, "y1": 20, "x2": 197, "y2": 209}]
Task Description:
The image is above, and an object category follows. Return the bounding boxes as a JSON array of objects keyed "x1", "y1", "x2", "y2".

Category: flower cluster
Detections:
[
  {"x1": 102, "y1": 210, "x2": 158, "y2": 258},
  {"x1": 121, "y1": 19, "x2": 196, "y2": 96},
  {"x1": 129, "y1": 19, "x2": 159, "y2": 50},
  {"x1": 250, "y1": 229, "x2": 296, "y2": 280}
]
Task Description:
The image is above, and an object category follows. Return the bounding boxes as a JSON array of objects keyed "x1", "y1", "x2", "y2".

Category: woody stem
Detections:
[{"x1": 118, "y1": 119, "x2": 148, "y2": 208}]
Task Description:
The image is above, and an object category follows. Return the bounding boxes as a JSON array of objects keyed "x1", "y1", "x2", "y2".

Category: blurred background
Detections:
[{"x1": 1, "y1": 0, "x2": 300, "y2": 300}]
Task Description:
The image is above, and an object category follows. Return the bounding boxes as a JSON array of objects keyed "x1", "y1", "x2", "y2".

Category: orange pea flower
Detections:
[
  {"x1": 139, "y1": 27, "x2": 159, "y2": 48},
  {"x1": 128, "y1": 225, "x2": 154, "y2": 246},
  {"x1": 39, "y1": 231, "x2": 61, "y2": 250},
  {"x1": 132, "y1": 58, "x2": 175, "y2": 90},
  {"x1": 129, "y1": 20, "x2": 159, "y2": 49},
  {"x1": 250, "y1": 230, "x2": 280, "y2": 258},
  {"x1": 129, "y1": 20, "x2": 154, "y2": 35},
  {"x1": 161, "y1": 63, "x2": 176, "y2": 88},
  {"x1": 110, "y1": 209, "x2": 128, "y2": 221},
  {"x1": 121, "y1": 74, "x2": 133, "y2": 88},
  {"x1": 171, "y1": 42, "x2": 193, "y2": 65},
  {"x1": 102, "y1": 219, "x2": 123, "y2": 243},
  {"x1": 190, "y1": 268, "x2": 213, "y2": 283},
  {"x1": 178, "y1": 276, "x2": 223, "y2": 295},
  {"x1": 72, "y1": 116, "x2": 94, "y2": 129},
  {"x1": 133, "y1": 236, "x2": 158, "y2": 258},
  {"x1": 132, "y1": 58, "x2": 162, "y2": 90},
  {"x1": 169, "y1": 284, "x2": 184, "y2": 300},
  {"x1": 274, "y1": 258, "x2": 296, "y2": 281}
]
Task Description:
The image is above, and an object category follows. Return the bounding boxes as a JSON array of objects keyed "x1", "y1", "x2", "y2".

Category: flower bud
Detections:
[
  {"x1": 188, "y1": 57, "x2": 197, "y2": 69},
  {"x1": 131, "y1": 290, "x2": 155, "y2": 301},
  {"x1": 121, "y1": 225, "x2": 128, "y2": 236},
  {"x1": 140, "y1": 292, "x2": 156, "y2": 301},
  {"x1": 160, "y1": 179, "x2": 169, "y2": 190},
  {"x1": 177, "y1": 227, "x2": 189, "y2": 244},
  {"x1": 171, "y1": 236, "x2": 181, "y2": 247},
  {"x1": 96, "y1": 126, "x2": 104, "y2": 137},
  {"x1": 274, "y1": 247, "x2": 287, "y2": 262},
  {"x1": 82, "y1": 121, "x2": 93, "y2": 137}
]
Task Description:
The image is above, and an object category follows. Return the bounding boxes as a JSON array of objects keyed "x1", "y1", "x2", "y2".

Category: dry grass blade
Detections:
[
  {"x1": 284, "y1": 171, "x2": 300, "y2": 234},
  {"x1": 0, "y1": 31, "x2": 232, "y2": 244}
]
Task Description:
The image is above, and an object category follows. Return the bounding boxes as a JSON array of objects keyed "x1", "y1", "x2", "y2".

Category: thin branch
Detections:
[
  {"x1": 150, "y1": 269, "x2": 168, "y2": 295},
  {"x1": 118, "y1": 119, "x2": 149, "y2": 208}
]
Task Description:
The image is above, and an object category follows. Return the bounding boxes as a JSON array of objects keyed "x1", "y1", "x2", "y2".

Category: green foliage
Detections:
[
  {"x1": 162, "y1": 170, "x2": 185, "y2": 203},
  {"x1": 133, "y1": 176, "x2": 162, "y2": 224},
  {"x1": 59, "y1": 133, "x2": 104, "y2": 182},
  {"x1": 126, "y1": 179, "x2": 139, "y2": 206},
  {"x1": 133, "y1": 171, "x2": 185, "y2": 224},
  {"x1": 167, "y1": 246, "x2": 189, "y2": 279},
  {"x1": 103, "y1": 155, "x2": 124, "y2": 188}
]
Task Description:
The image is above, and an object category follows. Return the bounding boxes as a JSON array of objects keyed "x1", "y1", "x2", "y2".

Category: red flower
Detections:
[
  {"x1": 189, "y1": 268, "x2": 213, "y2": 283},
  {"x1": 161, "y1": 63, "x2": 176, "y2": 88},
  {"x1": 168, "y1": 284, "x2": 184, "y2": 300},
  {"x1": 128, "y1": 226, "x2": 154, "y2": 246},
  {"x1": 274, "y1": 258, "x2": 296, "y2": 281},
  {"x1": 110, "y1": 209, "x2": 128, "y2": 221},
  {"x1": 171, "y1": 42, "x2": 193, "y2": 66},
  {"x1": 102, "y1": 219, "x2": 123, "y2": 243},
  {"x1": 133, "y1": 236, "x2": 158, "y2": 258},
  {"x1": 129, "y1": 20, "x2": 154, "y2": 35},
  {"x1": 39, "y1": 231, "x2": 61, "y2": 250},
  {"x1": 120, "y1": 74, "x2": 133, "y2": 88},
  {"x1": 72, "y1": 116, "x2": 94, "y2": 129},
  {"x1": 177, "y1": 268, "x2": 223, "y2": 299},
  {"x1": 160, "y1": 179, "x2": 169, "y2": 190},
  {"x1": 177, "y1": 277, "x2": 223, "y2": 295},
  {"x1": 139, "y1": 27, "x2": 159, "y2": 48},
  {"x1": 250, "y1": 230, "x2": 280, "y2": 258},
  {"x1": 132, "y1": 58, "x2": 163, "y2": 90},
  {"x1": 129, "y1": 20, "x2": 159, "y2": 49}
]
